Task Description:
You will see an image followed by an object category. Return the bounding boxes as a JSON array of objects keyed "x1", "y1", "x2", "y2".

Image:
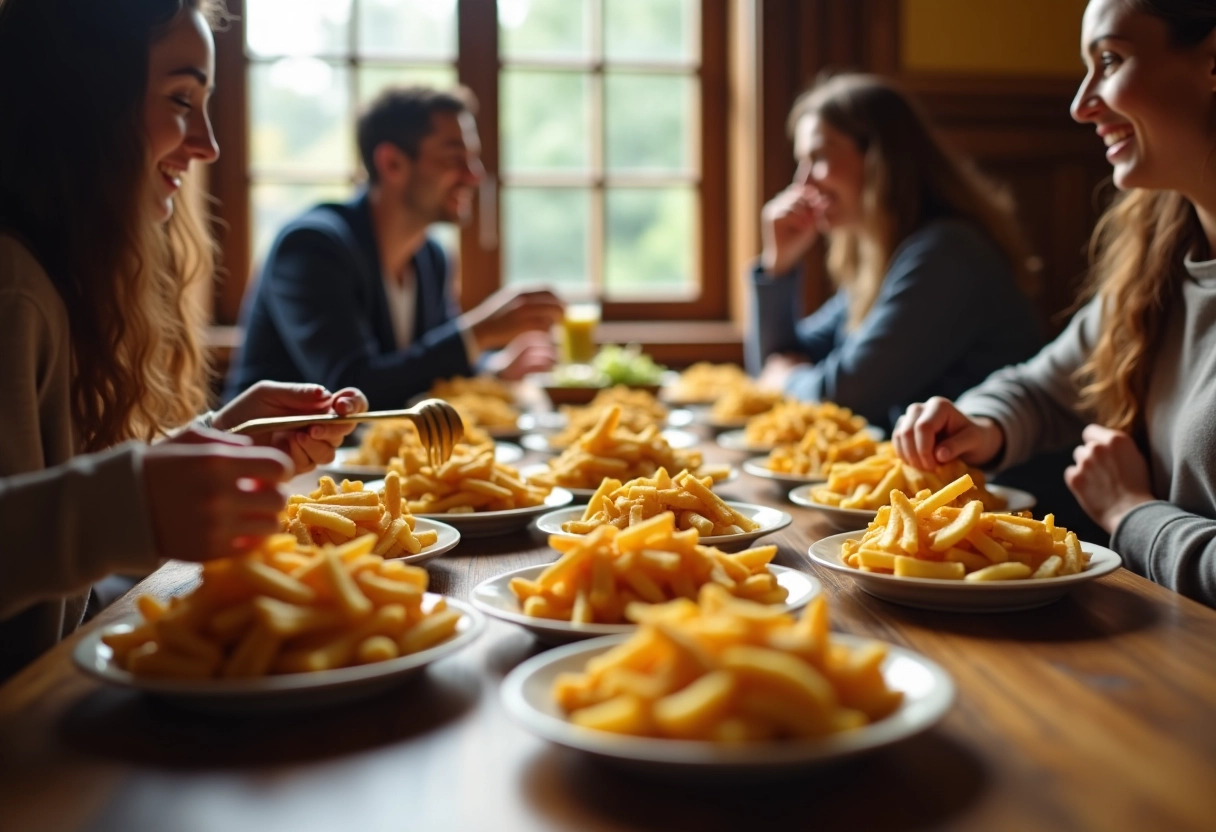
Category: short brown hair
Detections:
[{"x1": 357, "y1": 85, "x2": 477, "y2": 183}]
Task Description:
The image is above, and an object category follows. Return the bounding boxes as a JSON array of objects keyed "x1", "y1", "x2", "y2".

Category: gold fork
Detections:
[{"x1": 227, "y1": 398, "x2": 465, "y2": 467}]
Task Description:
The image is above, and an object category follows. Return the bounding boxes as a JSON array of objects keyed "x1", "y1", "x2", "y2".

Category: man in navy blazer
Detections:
[{"x1": 226, "y1": 86, "x2": 564, "y2": 409}]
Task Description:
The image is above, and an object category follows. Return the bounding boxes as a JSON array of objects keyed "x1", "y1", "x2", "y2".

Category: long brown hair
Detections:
[
  {"x1": 0, "y1": 0, "x2": 225, "y2": 452},
  {"x1": 789, "y1": 73, "x2": 1034, "y2": 329},
  {"x1": 1075, "y1": 0, "x2": 1216, "y2": 433}
]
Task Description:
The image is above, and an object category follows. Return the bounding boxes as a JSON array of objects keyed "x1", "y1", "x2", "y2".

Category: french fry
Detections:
[{"x1": 561, "y1": 468, "x2": 756, "y2": 536}]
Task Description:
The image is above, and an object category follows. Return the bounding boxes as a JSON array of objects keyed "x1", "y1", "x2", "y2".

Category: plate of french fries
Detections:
[
  {"x1": 500, "y1": 586, "x2": 954, "y2": 771},
  {"x1": 73, "y1": 533, "x2": 486, "y2": 710},
  {"x1": 789, "y1": 483, "x2": 1035, "y2": 533},
  {"x1": 537, "y1": 502, "x2": 789, "y2": 552},
  {"x1": 518, "y1": 463, "x2": 736, "y2": 500},
  {"x1": 323, "y1": 442, "x2": 523, "y2": 479},
  {"x1": 741, "y1": 456, "x2": 826, "y2": 486},
  {"x1": 662, "y1": 362, "x2": 753, "y2": 407},
  {"x1": 521, "y1": 427, "x2": 699, "y2": 455},
  {"x1": 806, "y1": 475, "x2": 1121, "y2": 611},
  {"x1": 715, "y1": 429, "x2": 775, "y2": 454}
]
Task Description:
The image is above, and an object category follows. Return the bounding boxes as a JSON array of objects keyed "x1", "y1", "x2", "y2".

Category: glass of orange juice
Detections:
[{"x1": 558, "y1": 301, "x2": 600, "y2": 365}]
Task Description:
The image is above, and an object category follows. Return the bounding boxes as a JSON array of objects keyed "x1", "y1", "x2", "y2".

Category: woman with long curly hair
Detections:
[
  {"x1": 0, "y1": 0, "x2": 367, "y2": 677},
  {"x1": 894, "y1": 0, "x2": 1216, "y2": 606},
  {"x1": 747, "y1": 72, "x2": 1043, "y2": 432}
]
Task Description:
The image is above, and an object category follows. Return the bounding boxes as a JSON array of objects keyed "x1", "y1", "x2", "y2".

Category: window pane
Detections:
[
  {"x1": 251, "y1": 182, "x2": 354, "y2": 270},
  {"x1": 501, "y1": 71, "x2": 591, "y2": 173},
  {"x1": 503, "y1": 187, "x2": 590, "y2": 292},
  {"x1": 500, "y1": 0, "x2": 592, "y2": 61},
  {"x1": 605, "y1": 187, "x2": 695, "y2": 298},
  {"x1": 250, "y1": 60, "x2": 352, "y2": 176},
  {"x1": 358, "y1": 0, "x2": 457, "y2": 60},
  {"x1": 358, "y1": 65, "x2": 460, "y2": 106},
  {"x1": 604, "y1": 0, "x2": 696, "y2": 63},
  {"x1": 246, "y1": 0, "x2": 352, "y2": 57},
  {"x1": 605, "y1": 73, "x2": 695, "y2": 173}
]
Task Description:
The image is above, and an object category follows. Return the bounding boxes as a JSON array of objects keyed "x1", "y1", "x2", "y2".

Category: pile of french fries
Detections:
[
  {"x1": 527, "y1": 405, "x2": 717, "y2": 491},
  {"x1": 102, "y1": 533, "x2": 463, "y2": 678},
  {"x1": 548, "y1": 387, "x2": 669, "y2": 449},
  {"x1": 512, "y1": 512, "x2": 786, "y2": 623},
  {"x1": 562, "y1": 467, "x2": 757, "y2": 536},
  {"x1": 808, "y1": 444, "x2": 1005, "y2": 511},
  {"x1": 668, "y1": 362, "x2": 750, "y2": 405},
  {"x1": 709, "y1": 385, "x2": 784, "y2": 423},
  {"x1": 283, "y1": 473, "x2": 439, "y2": 558},
  {"x1": 763, "y1": 421, "x2": 880, "y2": 477},
  {"x1": 394, "y1": 444, "x2": 551, "y2": 514},
  {"x1": 744, "y1": 400, "x2": 868, "y2": 447},
  {"x1": 428, "y1": 375, "x2": 515, "y2": 404},
  {"x1": 427, "y1": 376, "x2": 520, "y2": 431},
  {"x1": 841, "y1": 474, "x2": 1089, "y2": 580},
  {"x1": 553, "y1": 585, "x2": 903, "y2": 740},
  {"x1": 348, "y1": 418, "x2": 492, "y2": 467}
]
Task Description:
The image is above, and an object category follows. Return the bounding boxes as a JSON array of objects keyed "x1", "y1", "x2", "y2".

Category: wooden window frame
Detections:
[{"x1": 209, "y1": 0, "x2": 729, "y2": 331}]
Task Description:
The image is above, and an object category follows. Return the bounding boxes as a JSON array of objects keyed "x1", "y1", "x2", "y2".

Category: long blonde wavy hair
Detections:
[
  {"x1": 1074, "y1": 0, "x2": 1216, "y2": 433},
  {"x1": 0, "y1": 0, "x2": 226, "y2": 452},
  {"x1": 788, "y1": 74, "x2": 1034, "y2": 330}
]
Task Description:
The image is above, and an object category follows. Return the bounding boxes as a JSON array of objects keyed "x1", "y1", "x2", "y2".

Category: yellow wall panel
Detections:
[{"x1": 901, "y1": 0, "x2": 1089, "y2": 78}]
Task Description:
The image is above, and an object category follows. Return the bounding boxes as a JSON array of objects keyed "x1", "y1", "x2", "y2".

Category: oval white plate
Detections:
[
  {"x1": 73, "y1": 598, "x2": 485, "y2": 712},
  {"x1": 321, "y1": 442, "x2": 523, "y2": 479},
  {"x1": 788, "y1": 484, "x2": 1037, "y2": 533},
  {"x1": 412, "y1": 487, "x2": 574, "y2": 538},
  {"x1": 473, "y1": 563, "x2": 820, "y2": 644},
  {"x1": 534, "y1": 501, "x2": 792, "y2": 552},
  {"x1": 807, "y1": 530, "x2": 1122, "y2": 612},
  {"x1": 395, "y1": 517, "x2": 463, "y2": 565},
  {"x1": 741, "y1": 456, "x2": 827, "y2": 487},
  {"x1": 521, "y1": 428, "x2": 700, "y2": 455},
  {"x1": 501, "y1": 633, "x2": 954, "y2": 771},
  {"x1": 715, "y1": 429, "x2": 773, "y2": 454},
  {"x1": 518, "y1": 464, "x2": 738, "y2": 502}
]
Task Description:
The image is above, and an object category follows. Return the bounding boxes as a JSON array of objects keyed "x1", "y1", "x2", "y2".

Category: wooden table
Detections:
[{"x1": 3, "y1": 432, "x2": 1216, "y2": 832}]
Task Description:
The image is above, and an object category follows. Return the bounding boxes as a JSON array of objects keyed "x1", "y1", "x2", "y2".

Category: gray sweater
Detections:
[
  {"x1": 958, "y1": 256, "x2": 1216, "y2": 607},
  {"x1": 747, "y1": 218, "x2": 1042, "y2": 431}
]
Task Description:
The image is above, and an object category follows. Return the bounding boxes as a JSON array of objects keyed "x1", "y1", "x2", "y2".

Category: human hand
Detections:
[
  {"x1": 760, "y1": 184, "x2": 821, "y2": 275},
  {"x1": 892, "y1": 397, "x2": 1005, "y2": 471},
  {"x1": 462, "y1": 286, "x2": 565, "y2": 350},
  {"x1": 756, "y1": 352, "x2": 807, "y2": 392},
  {"x1": 211, "y1": 381, "x2": 369, "y2": 472},
  {"x1": 1064, "y1": 424, "x2": 1155, "y2": 533},
  {"x1": 485, "y1": 330, "x2": 559, "y2": 380},
  {"x1": 143, "y1": 429, "x2": 293, "y2": 561}
]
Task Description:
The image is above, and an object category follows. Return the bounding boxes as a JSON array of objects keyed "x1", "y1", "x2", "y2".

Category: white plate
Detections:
[
  {"x1": 521, "y1": 428, "x2": 700, "y2": 455},
  {"x1": 413, "y1": 487, "x2": 575, "y2": 538},
  {"x1": 321, "y1": 443, "x2": 523, "y2": 479},
  {"x1": 534, "y1": 501, "x2": 792, "y2": 552},
  {"x1": 473, "y1": 563, "x2": 820, "y2": 644},
  {"x1": 501, "y1": 633, "x2": 954, "y2": 771},
  {"x1": 394, "y1": 517, "x2": 463, "y2": 565},
  {"x1": 741, "y1": 456, "x2": 827, "y2": 487},
  {"x1": 518, "y1": 464, "x2": 738, "y2": 502},
  {"x1": 788, "y1": 484, "x2": 1037, "y2": 533},
  {"x1": 72, "y1": 598, "x2": 485, "y2": 712},
  {"x1": 715, "y1": 429, "x2": 773, "y2": 454},
  {"x1": 807, "y1": 530, "x2": 1122, "y2": 612}
]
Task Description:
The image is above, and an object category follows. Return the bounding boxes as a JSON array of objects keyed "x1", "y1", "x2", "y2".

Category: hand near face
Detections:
[
  {"x1": 211, "y1": 381, "x2": 369, "y2": 473},
  {"x1": 143, "y1": 429, "x2": 292, "y2": 561},
  {"x1": 892, "y1": 397, "x2": 1005, "y2": 472},
  {"x1": 756, "y1": 352, "x2": 809, "y2": 392},
  {"x1": 1064, "y1": 424, "x2": 1155, "y2": 533},
  {"x1": 485, "y1": 329, "x2": 559, "y2": 380},
  {"x1": 463, "y1": 286, "x2": 565, "y2": 351},
  {"x1": 760, "y1": 184, "x2": 822, "y2": 276}
]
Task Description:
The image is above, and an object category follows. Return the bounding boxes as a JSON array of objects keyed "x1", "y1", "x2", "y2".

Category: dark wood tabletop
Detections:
[{"x1": 3, "y1": 425, "x2": 1215, "y2": 832}]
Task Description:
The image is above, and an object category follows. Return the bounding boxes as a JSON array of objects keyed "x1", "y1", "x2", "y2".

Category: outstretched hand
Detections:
[
  {"x1": 485, "y1": 329, "x2": 559, "y2": 380},
  {"x1": 211, "y1": 381, "x2": 369, "y2": 473},
  {"x1": 462, "y1": 285, "x2": 565, "y2": 351},
  {"x1": 892, "y1": 397, "x2": 1005, "y2": 471}
]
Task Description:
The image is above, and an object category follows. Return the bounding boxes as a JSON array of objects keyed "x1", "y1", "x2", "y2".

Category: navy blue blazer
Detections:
[{"x1": 225, "y1": 193, "x2": 473, "y2": 409}]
